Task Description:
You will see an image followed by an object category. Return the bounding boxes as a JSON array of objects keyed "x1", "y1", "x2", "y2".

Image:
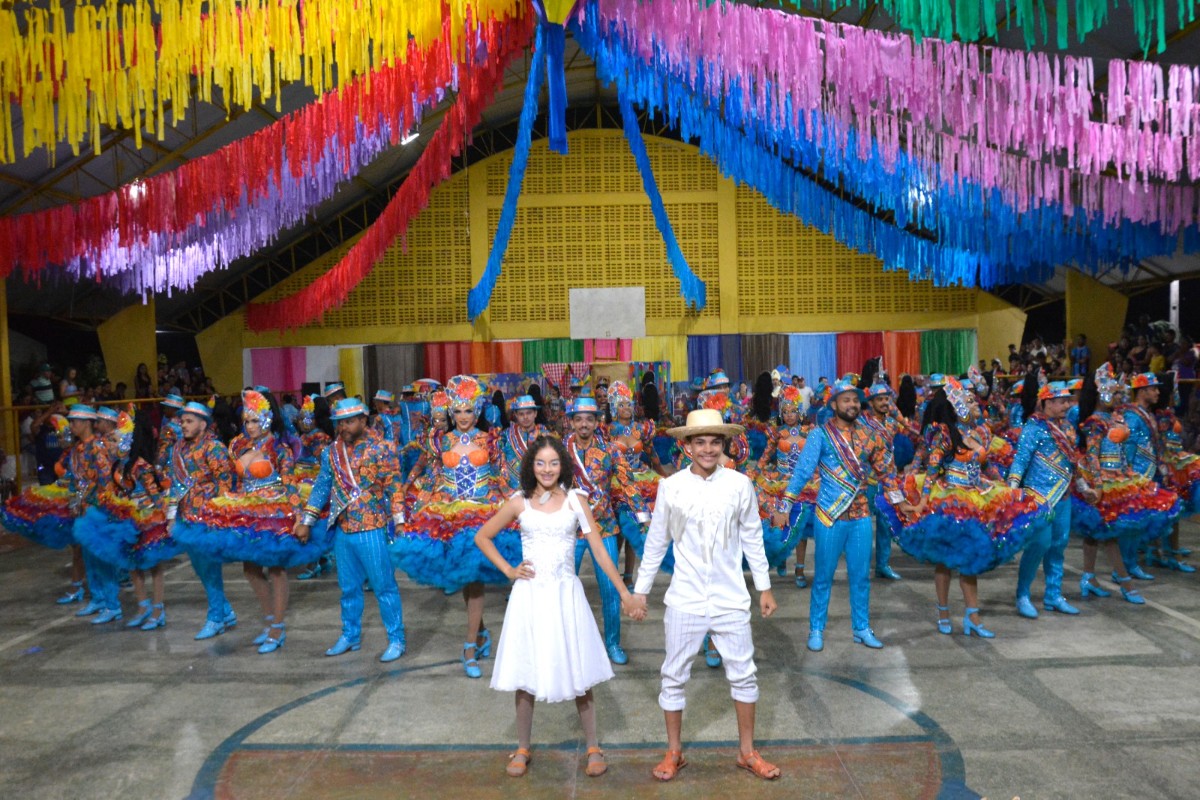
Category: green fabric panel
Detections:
[
  {"x1": 920, "y1": 329, "x2": 977, "y2": 376},
  {"x1": 522, "y1": 339, "x2": 584, "y2": 372}
]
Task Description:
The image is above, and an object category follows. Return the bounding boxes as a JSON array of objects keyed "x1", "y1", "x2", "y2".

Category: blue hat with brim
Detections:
[
  {"x1": 95, "y1": 406, "x2": 119, "y2": 423},
  {"x1": 67, "y1": 405, "x2": 98, "y2": 421},
  {"x1": 568, "y1": 397, "x2": 600, "y2": 417},
  {"x1": 332, "y1": 398, "x2": 369, "y2": 421},
  {"x1": 511, "y1": 395, "x2": 537, "y2": 411},
  {"x1": 374, "y1": 390, "x2": 396, "y2": 404},
  {"x1": 830, "y1": 379, "x2": 864, "y2": 402},
  {"x1": 323, "y1": 382, "x2": 346, "y2": 398},
  {"x1": 180, "y1": 402, "x2": 212, "y2": 420},
  {"x1": 161, "y1": 394, "x2": 185, "y2": 409}
]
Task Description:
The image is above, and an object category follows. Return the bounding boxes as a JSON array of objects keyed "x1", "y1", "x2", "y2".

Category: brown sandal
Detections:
[
  {"x1": 736, "y1": 749, "x2": 780, "y2": 780},
  {"x1": 651, "y1": 749, "x2": 687, "y2": 781},
  {"x1": 584, "y1": 746, "x2": 608, "y2": 777},
  {"x1": 506, "y1": 748, "x2": 531, "y2": 777}
]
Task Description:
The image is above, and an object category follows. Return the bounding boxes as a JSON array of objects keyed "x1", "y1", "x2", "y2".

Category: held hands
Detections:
[
  {"x1": 759, "y1": 589, "x2": 777, "y2": 618},
  {"x1": 293, "y1": 521, "x2": 311, "y2": 543},
  {"x1": 898, "y1": 498, "x2": 924, "y2": 516},
  {"x1": 507, "y1": 560, "x2": 536, "y2": 581},
  {"x1": 770, "y1": 511, "x2": 789, "y2": 529},
  {"x1": 623, "y1": 593, "x2": 649, "y2": 621}
]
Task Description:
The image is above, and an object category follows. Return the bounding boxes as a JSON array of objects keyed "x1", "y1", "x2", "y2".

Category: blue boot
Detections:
[
  {"x1": 807, "y1": 630, "x2": 824, "y2": 652},
  {"x1": 1015, "y1": 596, "x2": 1039, "y2": 619},
  {"x1": 325, "y1": 636, "x2": 361, "y2": 657},
  {"x1": 75, "y1": 598, "x2": 103, "y2": 617},
  {"x1": 92, "y1": 608, "x2": 123, "y2": 625},
  {"x1": 194, "y1": 620, "x2": 226, "y2": 640},
  {"x1": 853, "y1": 628, "x2": 884, "y2": 649},
  {"x1": 379, "y1": 640, "x2": 406, "y2": 662},
  {"x1": 1044, "y1": 596, "x2": 1080, "y2": 615}
]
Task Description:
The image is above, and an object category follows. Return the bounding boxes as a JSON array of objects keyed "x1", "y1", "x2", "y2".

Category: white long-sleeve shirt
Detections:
[{"x1": 634, "y1": 465, "x2": 770, "y2": 616}]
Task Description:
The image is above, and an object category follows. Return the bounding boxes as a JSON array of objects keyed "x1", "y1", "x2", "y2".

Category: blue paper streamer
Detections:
[
  {"x1": 544, "y1": 21, "x2": 569, "y2": 154},
  {"x1": 618, "y1": 91, "x2": 706, "y2": 309},
  {"x1": 571, "y1": 0, "x2": 1196, "y2": 289},
  {"x1": 466, "y1": 24, "x2": 547, "y2": 322}
]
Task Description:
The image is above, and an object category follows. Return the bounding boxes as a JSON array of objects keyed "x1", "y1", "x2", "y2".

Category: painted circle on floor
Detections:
[{"x1": 187, "y1": 662, "x2": 979, "y2": 799}]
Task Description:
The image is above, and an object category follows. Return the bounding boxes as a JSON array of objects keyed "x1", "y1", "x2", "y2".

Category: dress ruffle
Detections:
[
  {"x1": 390, "y1": 499, "x2": 520, "y2": 592},
  {"x1": 877, "y1": 473, "x2": 1047, "y2": 575},
  {"x1": 2, "y1": 484, "x2": 75, "y2": 549},
  {"x1": 75, "y1": 494, "x2": 182, "y2": 571},
  {"x1": 1163, "y1": 459, "x2": 1200, "y2": 514},
  {"x1": 1071, "y1": 473, "x2": 1182, "y2": 542},
  {"x1": 761, "y1": 502, "x2": 810, "y2": 567},
  {"x1": 173, "y1": 483, "x2": 331, "y2": 567}
]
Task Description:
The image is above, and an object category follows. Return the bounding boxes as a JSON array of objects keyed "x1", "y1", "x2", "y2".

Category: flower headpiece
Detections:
[
  {"x1": 446, "y1": 375, "x2": 485, "y2": 412},
  {"x1": 1008, "y1": 378, "x2": 1025, "y2": 397},
  {"x1": 1095, "y1": 362, "x2": 1123, "y2": 405},
  {"x1": 697, "y1": 388, "x2": 730, "y2": 414},
  {"x1": 607, "y1": 380, "x2": 634, "y2": 408},
  {"x1": 50, "y1": 414, "x2": 72, "y2": 444},
  {"x1": 299, "y1": 395, "x2": 316, "y2": 425},
  {"x1": 114, "y1": 410, "x2": 136, "y2": 457},
  {"x1": 943, "y1": 377, "x2": 973, "y2": 421},
  {"x1": 429, "y1": 390, "x2": 452, "y2": 416},
  {"x1": 967, "y1": 365, "x2": 989, "y2": 397},
  {"x1": 778, "y1": 385, "x2": 803, "y2": 411},
  {"x1": 241, "y1": 390, "x2": 272, "y2": 428}
]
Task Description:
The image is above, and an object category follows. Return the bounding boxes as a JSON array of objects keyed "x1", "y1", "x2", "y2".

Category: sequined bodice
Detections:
[{"x1": 517, "y1": 500, "x2": 582, "y2": 583}]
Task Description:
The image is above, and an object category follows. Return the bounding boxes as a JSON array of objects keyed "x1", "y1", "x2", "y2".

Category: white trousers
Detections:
[{"x1": 658, "y1": 606, "x2": 759, "y2": 711}]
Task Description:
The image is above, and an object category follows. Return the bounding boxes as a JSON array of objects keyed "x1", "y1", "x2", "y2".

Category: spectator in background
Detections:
[
  {"x1": 58, "y1": 367, "x2": 80, "y2": 402},
  {"x1": 1147, "y1": 343, "x2": 1166, "y2": 374},
  {"x1": 1070, "y1": 334, "x2": 1090, "y2": 376},
  {"x1": 31, "y1": 401, "x2": 68, "y2": 485},
  {"x1": 135, "y1": 363, "x2": 152, "y2": 398},
  {"x1": 281, "y1": 394, "x2": 299, "y2": 429},
  {"x1": 97, "y1": 380, "x2": 115, "y2": 401},
  {"x1": 113, "y1": 382, "x2": 128, "y2": 401},
  {"x1": 30, "y1": 363, "x2": 56, "y2": 404},
  {"x1": 795, "y1": 376, "x2": 815, "y2": 414},
  {"x1": 1129, "y1": 335, "x2": 1150, "y2": 371}
]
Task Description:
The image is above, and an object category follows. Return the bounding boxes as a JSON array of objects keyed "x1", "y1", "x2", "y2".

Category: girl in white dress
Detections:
[{"x1": 475, "y1": 435, "x2": 641, "y2": 779}]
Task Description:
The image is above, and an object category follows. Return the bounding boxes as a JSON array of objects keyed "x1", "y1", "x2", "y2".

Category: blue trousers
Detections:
[
  {"x1": 188, "y1": 551, "x2": 232, "y2": 624},
  {"x1": 810, "y1": 516, "x2": 873, "y2": 633},
  {"x1": 81, "y1": 548, "x2": 120, "y2": 611},
  {"x1": 1017, "y1": 495, "x2": 1071, "y2": 601},
  {"x1": 866, "y1": 486, "x2": 893, "y2": 571},
  {"x1": 334, "y1": 527, "x2": 404, "y2": 644},
  {"x1": 574, "y1": 534, "x2": 621, "y2": 649}
]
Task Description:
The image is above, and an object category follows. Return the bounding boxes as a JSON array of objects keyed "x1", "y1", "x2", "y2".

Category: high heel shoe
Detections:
[
  {"x1": 126, "y1": 599, "x2": 153, "y2": 628},
  {"x1": 257, "y1": 623, "x2": 286, "y2": 654},
  {"x1": 1112, "y1": 575, "x2": 1146, "y2": 605},
  {"x1": 476, "y1": 628, "x2": 492, "y2": 660},
  {"x1": 1080, "y1": 573, "x2": 1111, "y2": 598},
  {"x1": 962, "y1": 608, "x2": 995, "y2": 638},
  {"x1": 775, "y1": 563, "x2": 787, "y2": 578},
  {"x1": 141, "y1": 604, "x2": 166, "y2": 630},
  {"x1": 794, "y1": 567, "x2": 808, "y2": 589},
  {"x1": 1125, "y1": 565, "x2": 1155, "y2": 581},
  {"x1": 252, "y1": 615, "x2": 276, "y2": 646},
  {"x1": 462, "y1": 643, "x2": 482, "y2": 679},
  {"x1": 56, "y1": 581, "x2": 85, "y2": 604},
  {"x1": 935, "y1": 605, "x2": 952, "y2": 635}
]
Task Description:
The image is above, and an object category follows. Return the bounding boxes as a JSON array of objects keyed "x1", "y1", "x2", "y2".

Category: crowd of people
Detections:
[{"x1": 3, "y1": 339, "x2": 1199, "y2": 783}]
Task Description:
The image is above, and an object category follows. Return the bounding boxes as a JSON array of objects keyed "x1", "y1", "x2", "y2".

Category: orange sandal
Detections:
[
  {"x1": 584, "y1": 747, "x2": 608, "y2": 777},
  {"x1": 651, "y1": 749, "x2": 687, "y2": 781},
  {"x1": 736, "y1": 749, "x2": 780, "y2": 780},
  {"x1": 506, "y1": 748, "x2": 532, "y2": 777}
]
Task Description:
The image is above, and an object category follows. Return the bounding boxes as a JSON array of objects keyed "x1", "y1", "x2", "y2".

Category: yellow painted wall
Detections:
[
  {"x1": 241, "y1": 129, "x2": 1019, "y2": 349},
  {"x1": 97, "y1": 298, "x2": 157, "y2": 392},
  {"x1": 976, "y1": 291, "x2": 1029, "y2": 366},
  {"x1": 195, "y1": 310, "x2": 246, "y2": 395},
  {"x1": 1066, "y1": 269, "x2": 1127, "y2": 372},
  {"x1": 338, "y1": 347, "x2": 364, "y2": 401}
]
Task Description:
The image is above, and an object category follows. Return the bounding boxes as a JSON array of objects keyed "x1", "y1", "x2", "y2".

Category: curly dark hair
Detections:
[
  {"x1": 518, "y1": 435, "x2": 575, "y2": 498},
  {"x1": 896, "y1": 375, "x2": 917, "y2": 419}
]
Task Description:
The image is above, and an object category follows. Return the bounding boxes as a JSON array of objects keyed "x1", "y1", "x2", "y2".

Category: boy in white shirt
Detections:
[{"x1": 631, "y1": 409, "x2": 779, "y2": 782}]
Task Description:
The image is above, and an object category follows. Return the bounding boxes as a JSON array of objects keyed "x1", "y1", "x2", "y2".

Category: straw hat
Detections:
[{"x1": 666, "y1": 408, "x2": 745, "y2": 439}]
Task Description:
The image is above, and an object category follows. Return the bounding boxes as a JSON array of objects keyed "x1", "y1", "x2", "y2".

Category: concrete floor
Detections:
[{"x1": 2, "y1": 522, "x2": 1199, "y2": 800}]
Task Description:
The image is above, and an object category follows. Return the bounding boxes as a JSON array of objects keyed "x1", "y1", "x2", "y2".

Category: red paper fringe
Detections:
[{"x1": 244, "y1": 14, "x2": 535, "y2": 332}]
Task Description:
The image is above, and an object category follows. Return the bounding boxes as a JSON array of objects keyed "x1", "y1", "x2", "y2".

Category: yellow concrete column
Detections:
[
  {"x1": 338, "y1": 347, "x2": 365, "y2": 401},
  {"x1": 195, "y1": 310, "x2": 246, "y2": 395},
  {"x1": 1065, "y1": 269, "x2": 1127, "y2": 372},
  {"x1": 97, "y1": 298, "x2": 157, "y2": 396},
  {"x1": 975, "y1": 291, "x2": 1028, "y2": 366}
]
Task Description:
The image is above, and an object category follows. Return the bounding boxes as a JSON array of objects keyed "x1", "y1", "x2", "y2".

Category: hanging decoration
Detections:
[
  {"x1": 766, "y1": 0, "x2": 1197, "y2": 55},
  {"x1": 531, "y1": 1, "x2": 580, "y2": 153},
  {"x1": 245, "y1": 16, "x2": 534, "y2": 331},
  {"x1": 618, "y1": 92, "x2": 706, "y2": 310},
  {"x1": 0, "y1": 9, "x2": 530, "y2": 296},
  {"x1": 0, "y1": 0, "x2": 526, "y2": 162},
  {"x1": 467, "y1": 23, "x2": 548, "y2": 322}
]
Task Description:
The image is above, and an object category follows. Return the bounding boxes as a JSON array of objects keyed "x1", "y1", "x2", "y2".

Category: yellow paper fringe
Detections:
[{"x1": 0, "y1": 0, "x2": 526, "y2": 164}]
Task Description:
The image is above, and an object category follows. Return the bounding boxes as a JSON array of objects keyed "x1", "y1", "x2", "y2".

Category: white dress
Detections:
[{"x1": 490, "y1": 490, "x2": 615, "y2": 702}]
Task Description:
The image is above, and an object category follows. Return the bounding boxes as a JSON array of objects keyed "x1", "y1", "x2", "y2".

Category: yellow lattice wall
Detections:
[{"x1": 241, "y1": 129, "x2": 996, "y2": 348}]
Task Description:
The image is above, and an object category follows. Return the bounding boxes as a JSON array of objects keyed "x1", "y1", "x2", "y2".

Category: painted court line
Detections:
[
  {"x1": 1061, "y1": 563, "x2": 1200, "y2": 634},
  {"x1": 0, "y1": 561, "x2": 191, "y2": 655}
]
